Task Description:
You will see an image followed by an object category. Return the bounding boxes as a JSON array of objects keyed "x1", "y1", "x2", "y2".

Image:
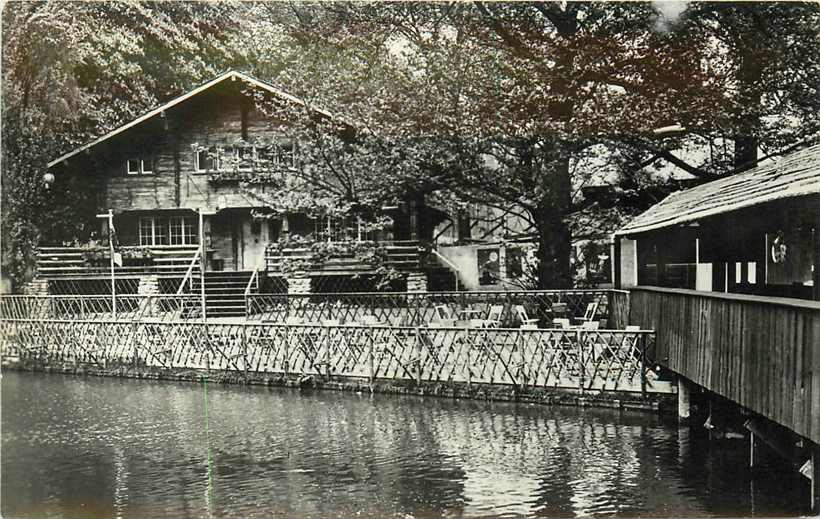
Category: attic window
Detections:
[{"x1": 127, "y1": 158, "x2": 153, "y2": 175}]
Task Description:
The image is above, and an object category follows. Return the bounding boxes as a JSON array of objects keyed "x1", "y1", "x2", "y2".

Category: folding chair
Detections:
[
  {"x1": 573, "y1": 302, "x2": 599, "y2": 325},
  {"x1": 431, "y1": 305, "x2": 456, "y2": 326},
  {"x1": 479, "y1": 304, "x2": 504, "y2": 328},
  {"x1": 515, "y1": 305, "x2": 539, "y2": 327}
]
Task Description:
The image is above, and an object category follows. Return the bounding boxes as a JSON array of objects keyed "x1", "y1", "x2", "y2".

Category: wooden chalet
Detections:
[{"x1": 40, "y1": 71, "x2": 450, "y2": 311}]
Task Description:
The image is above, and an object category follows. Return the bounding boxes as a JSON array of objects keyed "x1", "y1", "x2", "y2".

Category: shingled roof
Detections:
[
  {"x1": 615, "y1": 142, "x2": 820, "y2": 236},
  {"x1": 47, "y1": 70, "x2": 333, "y2": 169}
]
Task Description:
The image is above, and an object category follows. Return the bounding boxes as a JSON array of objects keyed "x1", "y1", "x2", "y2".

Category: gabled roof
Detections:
[
  {"x1": 615, "y1": 142, "x2": 820, "y2": 236},
  {"x1": 47, "y1": 70, "x2": 332, "y2": 169}
]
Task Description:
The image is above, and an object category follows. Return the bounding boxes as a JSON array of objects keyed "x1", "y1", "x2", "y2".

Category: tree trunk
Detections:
[
  {"x1": 533, "y1": 153, "x2": 573, "y2": 289},
  {"x1": 733, "y1": 20, "x2": 762, "y2": 172},
  {"x1": 535, "y1": 215, "x2": 572, "y2": 289}
]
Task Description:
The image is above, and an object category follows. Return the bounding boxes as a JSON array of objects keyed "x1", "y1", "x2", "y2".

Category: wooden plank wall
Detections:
[
  {"x1": 629, "y1": 286, "x2": 820, "y2": 444},
  {"x1": 102, "y1": 84, "x2": 289, "y2": 213}
]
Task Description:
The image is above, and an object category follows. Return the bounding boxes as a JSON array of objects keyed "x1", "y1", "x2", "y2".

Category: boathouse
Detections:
[{"x1": 613, "y1": 142, "x2": 820, "y2": 508}]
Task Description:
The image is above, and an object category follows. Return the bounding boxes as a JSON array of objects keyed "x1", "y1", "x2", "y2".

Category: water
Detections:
[{"x1": 1, "y1": 371, "x2": 809, "y2": 518}]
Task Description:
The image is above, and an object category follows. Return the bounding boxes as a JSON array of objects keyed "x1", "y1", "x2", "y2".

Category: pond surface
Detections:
[{"x1": 1, "y1": 371, "x2": 809, "y2": 518}]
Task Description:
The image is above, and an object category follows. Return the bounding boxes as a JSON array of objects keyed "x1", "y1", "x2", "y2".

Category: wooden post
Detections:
[
  {"x1": 577, "y1": 329, "x2": 584, "y2": 394},
  {"x1": 415, "y1": 326, "x2": 422, "y2": 385},
  {"x1": 678, "y1": 376, "x2": 692, "y2": 422},
  {"x1": 199, "y1": 209, "x2": 207, "y2": 323},
  {"x1": 613, "y1": 236, "x2": 622, "y2": 289},
  {"x1": 749, "y1": 431, "x2": 755, "y2": 468},
  {"x1": 813, "y1": 224, "x2": 820, "y2": 301},
  {"x1": 325, "y1": 328, "x2": 331, "y2": 380},
  {"x1": 368, "y1": 334, "x2": 374, "y2": 390},
  {"x1": 108, "y1": 210, "x2": 117, "y2": 318},
  {"x1": 640, "y1": 333, "x2": 647, "y2": 395},
  {"x1": 466, "y1": 332, "x2": 472, "y2": 389},
  {"x1": 812, "y1": 443, "x2": 820, "y2": 513},
  {"x1": 132, "y1": 321, "x2": 139, "y2": 368},
  {"x1": 242, "y1": 324, "x2": 248, "y2": 382},
  {"x1": 283, "y1": 325, "x2": 289, "y2": 376}
]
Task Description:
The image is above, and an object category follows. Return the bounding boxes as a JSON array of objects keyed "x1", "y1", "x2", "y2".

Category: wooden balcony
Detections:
[
  {"x1": 627, "y1": 286, "x2": 820, "y2": 444},
  {"x1": 36, "y1": 245, "x2": 202, "y2": 279},
  {"x1": 265, "y1": 240, "x2": 422, "y2": 276}
]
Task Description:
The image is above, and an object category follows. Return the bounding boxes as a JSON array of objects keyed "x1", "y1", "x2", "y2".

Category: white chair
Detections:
[
  {"x1": 573, "y1": 302, "x2": 599, "y2": 325},
  {"x1": 479, "y1": 304, "x2": 504, "y2": 328},
  {"x1": 553, "y1": 318, "x2": 571, "y2": 329},
  {"x1": 581, "y1": 320, "x2": 600, "y2": 330},
  {"x1": 431, "y1": 305, "x2": 456, "y2": 326},
  {"x1": 515, "y1": 305, "x2": 539, "y2": 327}
]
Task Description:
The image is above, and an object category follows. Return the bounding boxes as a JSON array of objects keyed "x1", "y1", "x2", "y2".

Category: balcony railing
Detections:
[
  {"x1": 36, "y1": 245, "x2": 202, "y2": 279},
  {"x1": 265, "y1": 240, "x2": 422, "y2": 275}
]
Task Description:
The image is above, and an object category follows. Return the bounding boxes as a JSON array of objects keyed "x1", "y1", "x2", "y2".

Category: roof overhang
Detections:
[
  {"x1": 47, "y1": 71, "x2": 333, "y2": 169},
  {"x1": 614, "y1": 143, "x2": 820, "y2": 238}
]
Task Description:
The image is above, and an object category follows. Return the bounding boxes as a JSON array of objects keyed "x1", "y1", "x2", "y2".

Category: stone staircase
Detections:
[{"x1": 191, "y1": 271, "x2": 255, "y2": 318}]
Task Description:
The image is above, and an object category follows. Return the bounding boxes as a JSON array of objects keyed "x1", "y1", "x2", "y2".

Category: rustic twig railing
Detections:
[
  {"x1": 0, "y1": 295, "x2": 202, "y2": 322},
  {"x1": 246, "y1": 290, "x2": 621, "y2": 327},
  {"x1": 0, "y1": 318, "x2": 667, "y2": 394}
]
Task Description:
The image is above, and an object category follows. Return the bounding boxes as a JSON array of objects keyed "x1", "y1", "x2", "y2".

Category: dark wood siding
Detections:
[
  {"x1": 629, "y1": 286, "x2": 820, "y2": 444},
  {"x1": 100, "y1": 84, "x2": 293, "y2": 213}
]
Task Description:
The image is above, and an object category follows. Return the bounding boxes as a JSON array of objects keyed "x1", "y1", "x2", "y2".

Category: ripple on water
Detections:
[{"x1": 1, "y1": 372, "x2": 811, "y2": 518}]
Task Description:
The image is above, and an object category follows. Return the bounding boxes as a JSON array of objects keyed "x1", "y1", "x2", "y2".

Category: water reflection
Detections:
[{"x1": 1, "y1": 372, "x2": 808, "y2": 518}]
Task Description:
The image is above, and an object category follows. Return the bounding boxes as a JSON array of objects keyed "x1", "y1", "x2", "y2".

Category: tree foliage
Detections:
[
  {"x1": 3, "y1": 1, "x2": 818, "y2": 291},
  {"x1": 1, "y1": 1, "x2": 240, "y2": 289}
]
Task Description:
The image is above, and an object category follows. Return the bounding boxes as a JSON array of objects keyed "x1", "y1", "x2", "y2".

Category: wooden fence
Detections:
[
  {"x1": 628, "y1": 286, "x2": 820, "y2": 444},
  {"x1": 0, "y1": 319, "x2": 669, "y2": 394}
]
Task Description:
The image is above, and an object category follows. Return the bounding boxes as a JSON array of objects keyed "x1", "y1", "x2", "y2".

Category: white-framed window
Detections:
[
  {"x1": 127, "y1": 157, "x2": 153, "y2": 175},
  {"x1": 258, "y1": 142, "x2": 296, "y2": 169},
  {"x1": 194, "y1": 147, "x2": 218, "y2": 172},
  {"x1": 222, "y1": 146, "x2": 255, "y2": 171},
  {"x1": 139, "y1": 217, "x2": 169, "y2": 246},
  {"x1": 169, "y1": 216, "x2": 198, "y2": 245},
  {"x1": 139, "y1": 216, "x2": 197, "y2": 246},
  {"x1": 139, "y1": 218, "x2": 154, "y2": 246}
]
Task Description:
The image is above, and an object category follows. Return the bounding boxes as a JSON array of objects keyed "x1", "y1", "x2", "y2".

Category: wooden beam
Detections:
[{"x1": 814, "y1": 224, "x2": 820, "y2": 301}]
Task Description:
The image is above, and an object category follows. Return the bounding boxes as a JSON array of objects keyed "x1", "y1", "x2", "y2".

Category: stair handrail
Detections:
[
  {"x1": 176, "y1": 248, "x2": 202, "y2": 295},
  {"x1": 244, "y1": 266, "x2": 260, "y2": 317},
  {"x1": 244, "y1": 266, "x2": 260, "y2": 297},
  {"x1": 430, "y1": 248, "x2": 461, "y2": 292}
]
